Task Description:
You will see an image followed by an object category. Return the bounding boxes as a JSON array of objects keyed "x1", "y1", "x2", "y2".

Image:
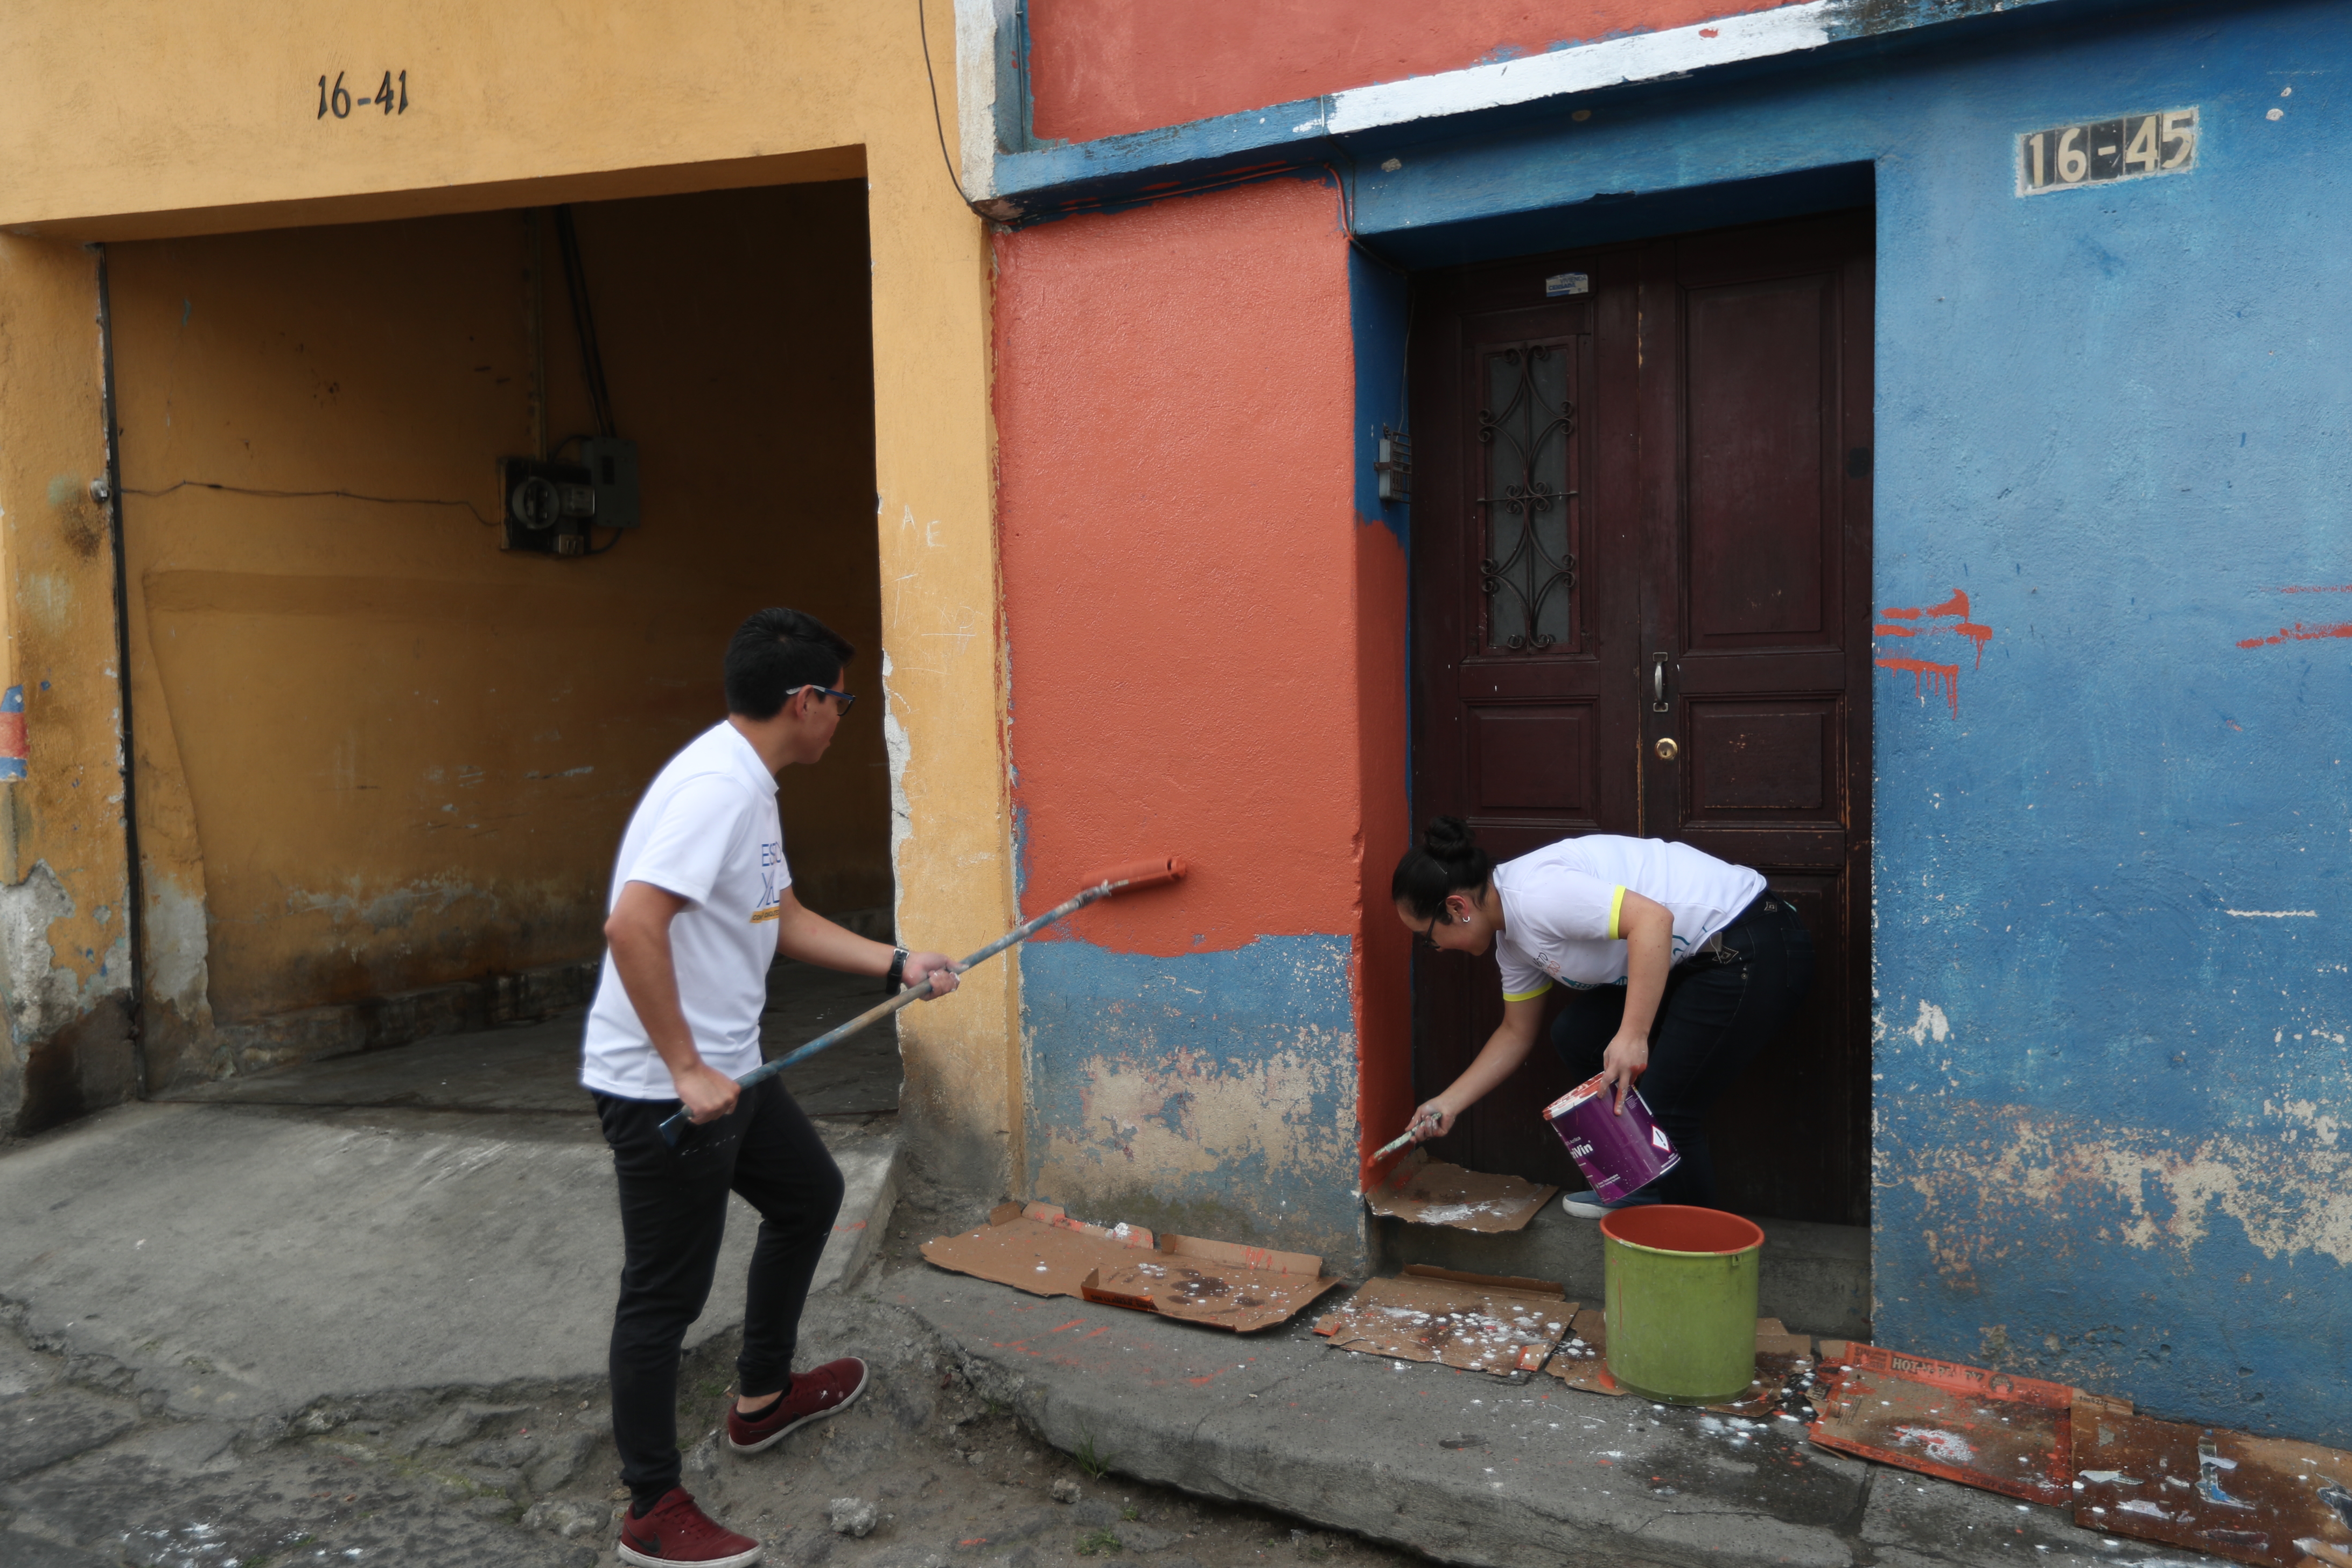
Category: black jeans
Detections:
[
  {"x1": 1550, "y1": 894, "x2": 1813, "y2": 1207},
  {"x1": 595, "y1": 1076, "x2": 844, "y2": 1501}
]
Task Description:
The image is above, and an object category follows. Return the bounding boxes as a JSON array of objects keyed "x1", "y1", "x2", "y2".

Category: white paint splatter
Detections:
[
  {"x1": 1893, "y1": 1425, "x2": 1978, "y2": 1464},
  {"x1": 1902, "y1": 999, "x2": 1951, "y2": 1047},
  {"x1": 1328, "y1": 2, "x2": 1834, "y2": 134}
]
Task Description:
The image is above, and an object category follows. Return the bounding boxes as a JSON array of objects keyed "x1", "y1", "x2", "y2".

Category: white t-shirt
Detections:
[
  {"x1": 1492, "y1": 835, "x2": 1766, "y2": 1000},
  {"x1": 580, "y1": 722, "x2": 788, "y2": 1100}
]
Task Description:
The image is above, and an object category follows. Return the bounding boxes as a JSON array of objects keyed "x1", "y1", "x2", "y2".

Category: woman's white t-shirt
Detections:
[
  {"x1": 1492, "y1": 836, "x2": 1765, "y2": 1000},
  {"x1": 580, "y1": 721, "x2": 789, "y2": 1100}
]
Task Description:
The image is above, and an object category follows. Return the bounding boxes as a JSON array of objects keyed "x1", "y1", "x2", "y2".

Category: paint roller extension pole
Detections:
[{"x1": 656, "y1": 856, "x2": 1187, "y2": 1146}]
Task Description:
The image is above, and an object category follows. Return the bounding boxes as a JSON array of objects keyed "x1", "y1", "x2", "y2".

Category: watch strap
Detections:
[{"x1": 885, "y1": 947, "x2": 908, "y2": 993}]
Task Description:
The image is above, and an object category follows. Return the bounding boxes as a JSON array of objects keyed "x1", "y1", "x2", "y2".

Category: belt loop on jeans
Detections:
[{"x1": 1699, "y1": 890, "x2": 1775, "y2": 962}]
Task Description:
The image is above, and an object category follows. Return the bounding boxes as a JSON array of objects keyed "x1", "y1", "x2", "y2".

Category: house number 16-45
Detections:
[
  {"x1": 318, "y1": 70, "x2": 410, "y2": 119},
  {"x1": 2018, "y1": 108, "x2": 2195, "y2": 194}
]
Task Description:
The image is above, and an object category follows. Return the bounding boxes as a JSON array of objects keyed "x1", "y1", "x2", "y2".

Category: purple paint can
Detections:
[{"x1": 1543, "y1": 1074, "x2": 1679, "y2": 1202}]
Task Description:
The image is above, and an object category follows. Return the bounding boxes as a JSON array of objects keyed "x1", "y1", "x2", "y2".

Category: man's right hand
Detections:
[{"x1": 674, "y1": 1061, "x2": 740, "y2": 1125}]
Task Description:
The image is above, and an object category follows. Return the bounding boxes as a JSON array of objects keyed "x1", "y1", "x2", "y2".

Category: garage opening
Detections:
[{"x1": 110, "y1": 177, "x2": 898, "y2": 1117}]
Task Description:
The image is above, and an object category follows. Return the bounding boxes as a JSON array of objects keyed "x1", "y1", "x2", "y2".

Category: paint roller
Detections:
[{"x1": 658, "y1": 855, "x2": 1189, "y2": 1146}]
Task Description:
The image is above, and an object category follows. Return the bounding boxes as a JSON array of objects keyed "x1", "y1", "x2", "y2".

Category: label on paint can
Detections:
[{"x1": 1543, "y1": 1073, "x2": 1679, "y2": 1198}]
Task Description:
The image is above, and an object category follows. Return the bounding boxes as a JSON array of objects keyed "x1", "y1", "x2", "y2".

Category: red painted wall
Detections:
[
  {"x1": 997, "y1": 176, "x2": 1361, "y2": 956},
  {"x1": 1028, "y1": 0, "x2": 1804, "y2": 143},
  {"x1": 992, "y1": 174, "x2": 1412, "y2": 1165}
]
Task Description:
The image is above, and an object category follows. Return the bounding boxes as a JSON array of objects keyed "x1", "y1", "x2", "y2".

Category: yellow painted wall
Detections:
[
  {"x1": 113, "y1": 184, "x2": 888, "y2": 1075},
  {"x1": 0, "y1": 1, "x2": 1017, "y2": 1188},
  {"x1": 0, "y1": 237, "x2": 140, "y2": 1131}
]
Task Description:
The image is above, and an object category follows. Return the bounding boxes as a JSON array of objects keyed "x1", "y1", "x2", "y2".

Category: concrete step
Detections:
[
  {"x1": 888, "y1": 1264, "x2": 2121, "y2": 1568},
  {"x1": 810, "y1": 1126, "x2": 901, "y2": 1296},
  {"x1": 1373, "y1": 1201, "x2": 1870, "y2": 1339}
]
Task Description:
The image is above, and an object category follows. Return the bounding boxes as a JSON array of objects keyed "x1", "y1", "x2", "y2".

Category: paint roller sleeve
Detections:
[{"x1": 1089, "y1": 856, "x2": 1189, "y2": 891}]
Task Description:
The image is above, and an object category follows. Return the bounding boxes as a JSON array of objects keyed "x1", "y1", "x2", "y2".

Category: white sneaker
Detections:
[{"x1": 1560, "y1": 1188, "x2": 1663, "y2": 1219}]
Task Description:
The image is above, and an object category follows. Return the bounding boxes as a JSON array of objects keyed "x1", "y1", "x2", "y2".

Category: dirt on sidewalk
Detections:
[{"x1": 0, "y1": 1176, "x2": 1426, "y2": 1568}]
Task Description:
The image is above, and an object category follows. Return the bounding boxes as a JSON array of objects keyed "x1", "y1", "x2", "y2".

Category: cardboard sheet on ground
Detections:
[
  {"x1": 1314, "y1": 1266, "x2": 1571, "y2": 1375},
  {"x1": 1080, "y1": 1233, "x2": 1345, "y2": 1332},
  {"x1": 1363, "y1": 1149, "x2": 1557, "y2": 1232},
  {"x1": 921, "y1": 1202, "x2": 1341, "y2": 1332},
  {"x1": 1809, "y1": 1343, "x2": 2078, "y2": 1506},
  {"x1": 1546, "y1": 1313, "x2": 1810, "y2": 1411},
  {"x1": 2071, "y1": 1404, "x2": 2352, "y2": 1568}
]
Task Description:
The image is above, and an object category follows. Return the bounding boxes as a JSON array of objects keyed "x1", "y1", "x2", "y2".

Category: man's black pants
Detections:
[
  {"x1": 594, "y1": 1076, "x2": 844, "y2": 1502},
  {"x1": 1550, "y1": 894, "x2": 1814, "y2": 1207}
]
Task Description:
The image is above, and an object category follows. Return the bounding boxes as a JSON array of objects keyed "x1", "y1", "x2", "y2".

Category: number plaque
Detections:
[{"x1": 2018, "y1": 108, "x2": 2195, "y2": 195}]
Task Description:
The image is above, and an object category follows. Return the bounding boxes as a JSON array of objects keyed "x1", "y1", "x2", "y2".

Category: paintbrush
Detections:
[{"x1": 1373, "y1": 1110, "x2": 1440, "y2": 1161}]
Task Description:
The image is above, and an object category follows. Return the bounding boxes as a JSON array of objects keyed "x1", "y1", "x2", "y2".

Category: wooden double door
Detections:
[{"x1": 1406, "y1": 212, "x2": 1873, "y2": 1227}]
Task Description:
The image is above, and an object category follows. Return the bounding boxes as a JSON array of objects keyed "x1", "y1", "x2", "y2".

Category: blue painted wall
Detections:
[
  {"x1": 999, "y1": 0, "x2": 2351, "y2": 1440},
  {"x1": 1332, "y1": 0, "x2": 2351, "y2": 1439},
  {"x1": 1347, "y1": 239, "x2": 1412, "y2": 547},
  {"x1": 1023, "y1": 936, "x2": 1366, "y2": 1265}
]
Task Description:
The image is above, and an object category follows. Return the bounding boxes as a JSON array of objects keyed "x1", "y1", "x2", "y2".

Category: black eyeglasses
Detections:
[
  {"x1": 1415, "y1": 912, "x2": 1448, "y2": 953},
  {"x1": 789, "y1": 684, "x2": 857, "y2": 713}
]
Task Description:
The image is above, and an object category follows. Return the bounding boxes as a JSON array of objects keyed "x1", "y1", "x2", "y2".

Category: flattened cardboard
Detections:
[
  {"x1": 2071, "y1": 1406, "x2": 2352, "y2": 1568},
  {"x1": 1363, "y1": 1149, "x2": 1558, "y2": 1233},
  {"x1": 1546, "y1": 1307, "x2": 1624, "y2": 1395},
  {"x1": 1809, "y1": 1343, "x2": 2077, "y2": 1506},
  {"x1": 1314, "y1": 1265, "x2": 1571, "y2": 1376},
  {"x1": 920, "y1": 1201, "x2": 1161, "y2": 1299},
  {"x1": 1546, "y1": 1313, "x2": 1810, "y2": 1408},
  {"x1": 923, "y1": 1202, "x2": 1339, "y2": 1333},
  {"x1": 1082, "y1": 1230, "x2": 1342, "y2": 1332}
]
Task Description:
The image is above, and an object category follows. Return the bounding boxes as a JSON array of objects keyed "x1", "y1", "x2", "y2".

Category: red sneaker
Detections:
[
  {"x1": 615, "y1": 1487, "x2": 761, "y2": 1568},
  {"x1": 725, "y1": 1356, "x2": 870, "y2": 1454}
]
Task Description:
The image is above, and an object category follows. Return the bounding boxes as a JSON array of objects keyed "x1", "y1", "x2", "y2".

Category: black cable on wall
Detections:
[{"x1": 91, "y1": 243, "x2": 149, "y2": 1096}]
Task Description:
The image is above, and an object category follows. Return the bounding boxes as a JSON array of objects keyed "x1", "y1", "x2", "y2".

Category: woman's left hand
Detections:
[{"x1": 1599, "y1": 1030, "x2": 1649, "y2": 1114}]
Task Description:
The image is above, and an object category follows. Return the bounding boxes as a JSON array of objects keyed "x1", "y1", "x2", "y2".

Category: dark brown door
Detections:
[{"x1": 1407, "y1": 212, "x2": 1873, "y2": 1227}]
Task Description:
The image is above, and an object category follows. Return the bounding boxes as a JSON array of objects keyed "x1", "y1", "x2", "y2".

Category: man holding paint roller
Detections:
[
  {"x1": 1390, "y1": 815, "x2": 1811, "y2": 1217},
  {"x1": 584, "y1": 607, "x2": 959, "y2": 1568}
]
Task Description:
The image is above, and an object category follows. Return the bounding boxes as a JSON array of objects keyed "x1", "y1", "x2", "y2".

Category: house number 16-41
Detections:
[{"x1": 318, "y1": 70, "x2": 410, "y2": 119}]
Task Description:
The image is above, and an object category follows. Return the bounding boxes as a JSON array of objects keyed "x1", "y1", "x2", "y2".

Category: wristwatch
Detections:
[{"x1": 885, "y1": 948, "x2": 908, "y2": 994}]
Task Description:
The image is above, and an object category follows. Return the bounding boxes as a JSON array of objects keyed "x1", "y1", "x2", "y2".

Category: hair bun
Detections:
[{"x1": 1422, "y1": 815, "x2": 1477, "y2": 863}]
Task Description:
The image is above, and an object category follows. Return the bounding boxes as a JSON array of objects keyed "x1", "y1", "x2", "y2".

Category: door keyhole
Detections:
[{"x1": 1655, "y1": 737, "x2": 1679, "y2": 761}]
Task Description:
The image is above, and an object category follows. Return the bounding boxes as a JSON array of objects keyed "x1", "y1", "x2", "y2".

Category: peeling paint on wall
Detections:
[
  {"x1": 1, "y1": 862, "x2": 85, "y2": 1041},
  {"x1": 144, "y1": 878, "x2": 213, "y2": 1027},
  {"x1": 1891, "y1": 1100, "x2": 2352, "y2": 1269},
  {"x1": 0, "y1": 860, "x2": 136, "y2": 1130},
  {"x1": 1023, "y1": 935, "x2": 1364, "y2": 1267}
]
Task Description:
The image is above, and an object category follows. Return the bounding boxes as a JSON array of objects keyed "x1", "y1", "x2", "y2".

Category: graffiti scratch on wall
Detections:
[
  {"x1": 1876, "y1": 589, "x2": 1992, "y2": 716},
  {"x1": 2233, "y1": 585, "x2": 2352, "y2": 648}
]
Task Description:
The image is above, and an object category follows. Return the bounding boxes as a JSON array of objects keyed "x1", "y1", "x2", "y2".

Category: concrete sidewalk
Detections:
[{"x1": 1, "y1": 966, "x2": 905, "y2": 1428}]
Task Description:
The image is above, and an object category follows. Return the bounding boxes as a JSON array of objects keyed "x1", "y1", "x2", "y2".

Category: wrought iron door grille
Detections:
[{"x1": 1477, "y1": 343, "x2": 1578, "y2": 651}]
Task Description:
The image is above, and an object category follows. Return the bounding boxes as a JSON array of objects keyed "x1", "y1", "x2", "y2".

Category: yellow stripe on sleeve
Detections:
[
  {"x1": 1502, "y1": 980, "x2": 1554, "y2": 1003},
  {"x1": 1607, "y1": 885, "x2": 1628, "y2": 941}
]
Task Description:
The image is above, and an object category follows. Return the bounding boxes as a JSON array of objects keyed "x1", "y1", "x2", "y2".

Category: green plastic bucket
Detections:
[{"x1": 1599, "y1": 1205, "x2": 1765, "y2": 1405}]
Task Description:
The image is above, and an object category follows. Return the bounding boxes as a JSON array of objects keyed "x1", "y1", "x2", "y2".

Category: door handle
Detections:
[{"x1": 1651, "y1": 652, "x2": 1671, "y2": 713}]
